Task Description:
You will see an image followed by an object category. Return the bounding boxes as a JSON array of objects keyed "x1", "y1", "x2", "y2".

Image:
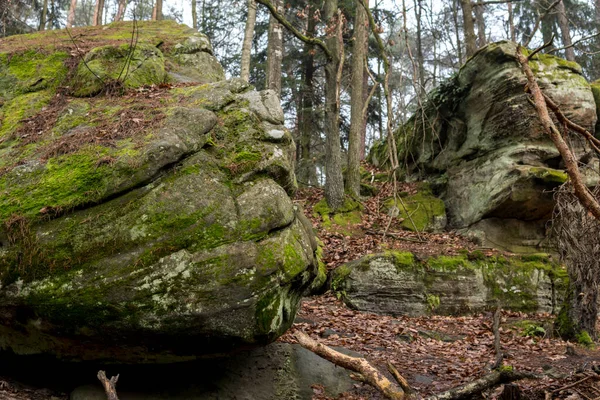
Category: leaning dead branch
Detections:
[
  {"x1": 97, "y1": 370, "x2": 119, "y2": 400},
  {"x1": 294, "y1": 330, "x2": 538, "y2": 400},
  {"x1": 542, "y1": 93, "x2": 600, "y2": 154},
  {"x1": 515, "y1": 45, "x2": 600, "y2": 221}
]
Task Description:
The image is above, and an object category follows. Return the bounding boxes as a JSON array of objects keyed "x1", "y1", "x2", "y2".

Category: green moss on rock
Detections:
[{"x1": 72, "y1": 43, "x2": 167, "y2": 97}]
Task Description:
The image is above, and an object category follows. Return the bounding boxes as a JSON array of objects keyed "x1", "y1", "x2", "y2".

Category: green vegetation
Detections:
[
  {"x1": 383, "y1": 184, "x2": 446, "y2": 232},
  {"x1": 577, "y1": 331, "x2": 595, "y2": 348}
]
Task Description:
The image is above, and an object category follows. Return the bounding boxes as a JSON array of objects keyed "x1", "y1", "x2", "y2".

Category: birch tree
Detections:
[{"x1": 240, "y1": 0, "x2": 257, "y2": 82}]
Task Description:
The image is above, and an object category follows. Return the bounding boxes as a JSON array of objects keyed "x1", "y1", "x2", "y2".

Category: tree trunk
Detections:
[
  {"x1": 507, "y1": 1, "x2": 515, "y2": 42},
  {"x1": 93, "y1": 0, "x2": 104, "y2": 25},
  {"x1": 192, "y1": 0, "x2": 197, "y2": 29},
  {"x1": 538, "y1": 0, "x2": 556, "y2": 52},
  {"x1": 39, "y1": 0, "x2": 48, "y2": 30},
  {"x1": 297, "y1": 3, "x2": 317, "y2": 186},
  {"x1": 460, "y1": 0, "x2": 476, "y2": 58},
  {"x1": 324, "y1": 1, "x2": 344, "y2": 210},
  {"x1": 556, "y1": 0, "x2": 574, "y2": 61},
  {"x1": 346, "y1": 0, "x2": 369, "y2": 198},
  {"x1": 266, "y1": 0, "x2": 283, "y2": 96},
  {"x1": 152, "y1": 0, "x2": 162, "y2": 20},
  {"x1": 66, "y1": 0, "x2": 77, "y2": 27},
  {"x1": 596, "y1": 0, "x2": 600, "y2": 22},
  {"x1": 452, "y1": 0, "x2": 463, "y2": 65},
  {"x1": 115, "y1": 0, "x2": 126, "y2": 21},
  {"x1": 414, "y1": 0, "x2": 425, "y2": 96},
  {"x1": 240, "y1": 0, "x2": 257, "y2": 82},
  {"x1": 474, "y1": 2, "x2": 486, "y2": 47}
]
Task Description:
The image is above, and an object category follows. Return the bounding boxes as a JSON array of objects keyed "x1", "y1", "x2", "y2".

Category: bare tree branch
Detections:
[
  {"x1": 523, "y1": 0, "x2": 562, "y2": 48},
  {"x1": 255, "y1": 0, "x2": 332, "y2": 60}
]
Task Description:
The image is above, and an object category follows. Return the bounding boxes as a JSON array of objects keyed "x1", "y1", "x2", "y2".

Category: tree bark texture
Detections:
[
  {"x1": 346, "y1": 0, "x2": 369, "y2": 198},
  {"x1": 192, "y1": 0, "x2": 197, "y2": 29},
  {"x1": 452, "y1": 0, "x2": 463, "y2": 65},
  {"x1": 460, "y1": 0, "x2": 477, "y2": 58},
  {"x1": 93, "y1": 0, "x2": 104, "y2": 25},
  {"x1": 66, "y1": 0, "x2": 77, "y2": 27},
  {"x1": 596, "y1": 0, "x2": 600, "y2": 22},
  {"x1": 556, "y1": 0, "x2": 575, "y2": 61},
  {"x1": 474, "y1": 3, "x2": 486, "y2": 47},
  {"x1": 115, "y1": 0, "x2": 126, "y2": 21},
  {"x1": 240, "y1": 0, "x2": 257, "y2": 82},
  {"x1": 152, "y1": 0, "x2": 162, "y2": 20},
  {"x1": 538, "y1": 0, "x2": 556, "y2": 52},
  {"x1": 507, "y1": 1, "x2": 515, "y2": 41},
  {"x1": 39, "y1": 0, "x2": 48, "y2": 30},
  {"x1": 266, "y1": 0, "x2": 284, "y2": 95},
  {"x1": 414, "y1": 0, "x2": 425, "y2": 94},
  {"x1": 324, "y1": 1, "x2": 345, "y2": 210},
  {"x1": 297, "y1": 3, "x2": 317, "y2": 186}
]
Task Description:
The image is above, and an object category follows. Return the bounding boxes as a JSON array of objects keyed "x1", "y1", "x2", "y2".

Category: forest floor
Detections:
[
  {"x1": 276, "y1": 164, "x2": 600, "y2": 400},
  {"x1": 2, "y1": 167, "x2": 600, "y2": 400}
]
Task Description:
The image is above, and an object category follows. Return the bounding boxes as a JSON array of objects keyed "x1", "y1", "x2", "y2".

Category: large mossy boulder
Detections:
[
  {"x1": 0, "y1": 22, "x2": 321, "y2": 362},
  {"x1": 331, "y1": 251, "x2": 568, "y2": 316},
  {"x1": 370, "y1": 41, "x2": 598, "y2": 252}
]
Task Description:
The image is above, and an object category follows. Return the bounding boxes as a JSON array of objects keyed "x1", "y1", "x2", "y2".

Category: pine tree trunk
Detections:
[
  {"x1": 556, "y1": 0, "x2": 575, "y2": 61},
  {"x1": 324, "y1": 1, "x2": 344, "y2": 210},
  {"x1": 297, "y1": 3, "x2": 317, "y2": 186},
  {"x1": 460, "y1": 0, "x2": 476, "y2": 58},
  {"x1": 414, "y1": 0, "x2": 425, "y2": 95},
  {"x1": 474, "y1": 2, "x2": 486, "y2": 47},
  {"x1": 192, "y1": 0, "x2": 197, "y2": 29},
  {"x1": 266, "y1": 0, "x2": 283, "y2": 96},
  {"x1": 240, "y1": 0, "x2": 257, "y2": 82},
  {"x1": 39, "y1": 0, "x2": 48, "y2": 30},
  {"x1": 452, "y1": 0, "x2": 463, "y2": 65},
  {"x1": 507, "y1": 1, "x2": 515, "y2": 42},
  {"x1": 538, "y1": 0, "x2": 556, "y2": 52},
  {"x1": 152, "y1": 0, "x2": 162, "y2": 20},
  {"x1": 66, "y1": 0, "x2": 77, "y2": 27},
  {"x1": 346, "y1": 0, "x2": 368, "y2": 198},
  {"x1": 115, "y1": 0, "x2": 126, "y2": 21},
  {"x1": 93, "y1": 0, "x2": 104, "y2": 25}
]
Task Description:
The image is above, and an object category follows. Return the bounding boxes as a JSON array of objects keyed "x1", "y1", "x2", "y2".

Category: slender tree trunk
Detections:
[
  {"x1": 266, "y1": 0, "x2": 284, "y2": 95},
  {"x1": 298, "y1": 4, "x2": 317, "y2": 186},
  {"x1": 507, "y1": 1, "x2": 515, "y2": 42},
  {"x1": 66, "y1": 0, "x2": 77, "y2": 27},
  {"x1": 324, "y1": 2, "x2": 344, "y2": 210},
  {"x1": 460, "y1": 0, "x2": 476, "y2": 58},
  {"x1": 115, "y1": 0, "x2": 126, "y2": 21},
  {"x1": 39, "y1": 0, "x2": 48, "y2": 30},
  {"x1": 596, "y1": 0, "x2": 600, "y2": 22},
  {"x1": 474, "y1": 2, "x2": 486, "y2": 47},
  {"x1": 538, "y1": 0, "x2": 556, "y2": 52},
  {"x1": 347, "y1": 0, "x2": 369, "y2": 198},
  {"x1": 556, "y1": 0, "x2": 575, "y2": 61},
  {"x1": 93, "y1": 0, "x2": 104, "y2": 25},
  {"x1": 192, "y1": 0, "x2": 197, "y2": 29},
  {"x1": 240, "y1": 0, "x2": 257, "y2": 82},
  {"x1": 452, "y1": 0, "x2": 463, "y2": 65},
  {"x1": 414, "y1": 0, "x2": 425, "y2": 96}
]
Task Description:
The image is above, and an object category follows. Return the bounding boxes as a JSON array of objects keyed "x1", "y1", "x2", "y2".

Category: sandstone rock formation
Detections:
[
  {"x1": 370, "y1": 41, "x2": 598, "y2": 252},
  {"x1": 331, "y1": 251, "x2": 567, "y2": 316},
  {"x1": 0, "y1": 21, "x2": 321, "y2": 362}
]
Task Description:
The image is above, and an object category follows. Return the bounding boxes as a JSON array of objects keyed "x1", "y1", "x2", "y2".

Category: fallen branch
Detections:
[
  {"x1": 97, "y1": 371, "x2": 119, "y2": 400},
  {"x1": 293, "y1": 331, "x2": 407, "y2": 400},
  {"x1": 294, "y1": 330, "x2": 539, "y2": 400},
  {"x1": 427, "y1": 369, "x2": 539, "y2": 400}
]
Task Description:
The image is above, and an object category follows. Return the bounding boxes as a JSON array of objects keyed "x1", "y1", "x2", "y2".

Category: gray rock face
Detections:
[
  {"x1": 370, "y1": 41, "x2": 598, "y2": 252},
  {"x1": 0, "y1": 24, "x2": 321, "y2": 362},
  {"x1": 331, "y1": 252, "x2": 567, "y2": 316},
  {"x1": 69, "y1": 343, "x2": 355, "y2": 400}
]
